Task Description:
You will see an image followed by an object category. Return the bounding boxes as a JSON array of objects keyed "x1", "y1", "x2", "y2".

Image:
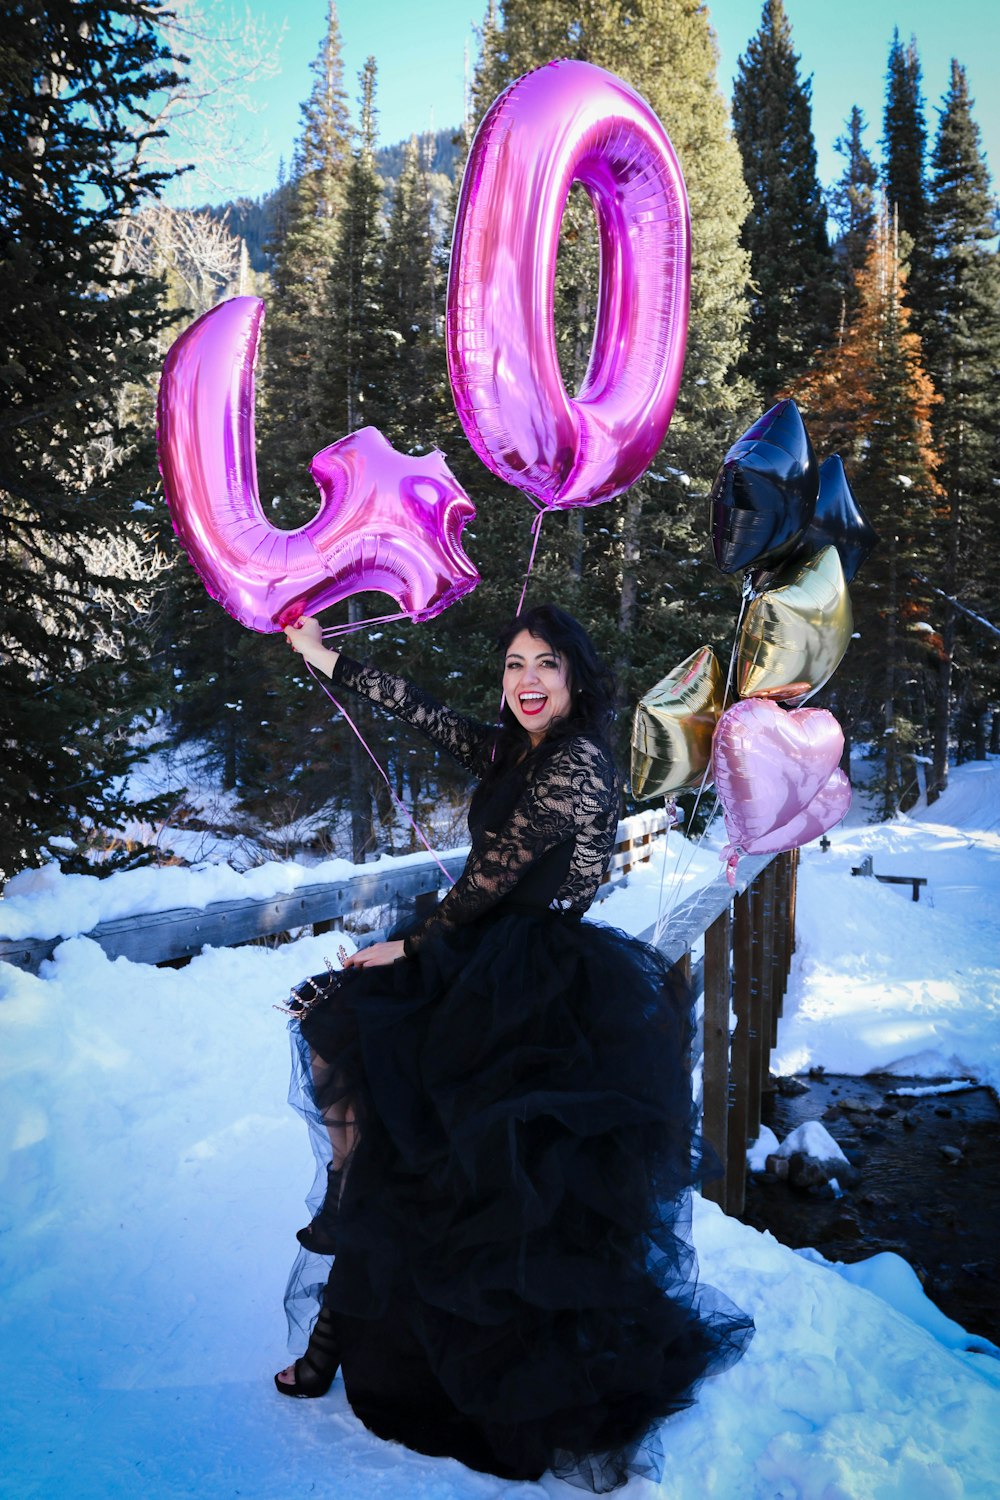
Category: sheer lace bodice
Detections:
[
  {"x1": 331, "y1": 656, "x2": 619, "y2": 951},
  {"x1": 333, "y1": 656, "x2": 492, "y2": 774}
]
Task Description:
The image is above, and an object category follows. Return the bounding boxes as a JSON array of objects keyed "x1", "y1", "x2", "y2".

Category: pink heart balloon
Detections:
[
  {"x1": 736, "y1": 768, "x2": 852, "y2": 856},
  {"x1": 157, "y1": 296, "x2": 479, "y2": 633},
  {"x1": 713, "y1": 699, "x2": 845, "y2": 851}
]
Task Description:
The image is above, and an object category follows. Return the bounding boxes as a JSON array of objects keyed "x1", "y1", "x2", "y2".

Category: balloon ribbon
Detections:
[{"x1": 305, "y1": 660, "x2": 457, "y2": 887}]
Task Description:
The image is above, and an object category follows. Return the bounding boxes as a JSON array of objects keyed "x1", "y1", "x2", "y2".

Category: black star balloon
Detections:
[
  {"x1": 801, "y1": 454, "x2": 878, "y2": 583},
  {"x1": 710, "y1": 399, "x2": 819, "y2": 576},
  {"x1": 752, "y1": 453, "x2": 879, "y2": 591}
]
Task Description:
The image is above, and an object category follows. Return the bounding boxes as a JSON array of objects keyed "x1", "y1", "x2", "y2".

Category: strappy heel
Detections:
[
  {"x1": 296, "y1": 1162, "x2": 342, "y2": 1255},
  {"x1": 274, "y1": 1302, "x2": 340, "y2": 1399}
]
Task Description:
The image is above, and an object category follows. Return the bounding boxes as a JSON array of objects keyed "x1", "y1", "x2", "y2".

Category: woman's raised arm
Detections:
[{"x1": 284, "y1": 616, "x2": 490, "y2": 772}]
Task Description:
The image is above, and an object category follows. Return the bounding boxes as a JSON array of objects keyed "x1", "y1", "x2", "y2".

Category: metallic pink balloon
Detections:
[
  {"x1": 735, "y1": 769, "x2": 852, "y2": 857},
  {"x1": 447, "y1": 59, "x2": 691, "y2": 509},
  {"x1": 713, "y1": 699, "x2": 848, "y2": 855},
  {"x1": 157, "y1": 296, "x2": 479, "y2": 633}
]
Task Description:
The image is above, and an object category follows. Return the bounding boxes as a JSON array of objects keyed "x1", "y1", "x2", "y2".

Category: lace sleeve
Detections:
[
  {"x1": 331, "y1": 655, "x2": 492, "y2": 772},
  {"x1": 404, "y1": 736, "x2": 618, "y2": 954}
]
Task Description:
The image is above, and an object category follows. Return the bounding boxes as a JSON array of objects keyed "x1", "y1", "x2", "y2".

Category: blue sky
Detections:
[{"x1": 181, "y1": 0, "x2": 999, "y2": 205}]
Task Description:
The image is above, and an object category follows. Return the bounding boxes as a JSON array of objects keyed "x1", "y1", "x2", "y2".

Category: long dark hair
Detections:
[{"x1": 484, "y1": 604, "x2": 616, "y2": 776}]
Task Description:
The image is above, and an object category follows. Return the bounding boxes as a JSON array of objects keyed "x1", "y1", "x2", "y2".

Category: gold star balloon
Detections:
[
  {"x1": 737, "y1": 545, "x2": 853, "y2": 707},
  {"x1": 631, "y1": 645, "x2": 725, "y2": 799}
]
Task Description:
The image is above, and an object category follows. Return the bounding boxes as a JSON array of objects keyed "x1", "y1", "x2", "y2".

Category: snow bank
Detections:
[
  {"x1": 1, "y1": 760, "x2": 998, "y2": 1494},
  {"x1": 1, "y1": 933, "x2": 998, "y2": 1499},
  {"x1": 773, "y1": 760, "x2": 1000, "y2": 1092}
]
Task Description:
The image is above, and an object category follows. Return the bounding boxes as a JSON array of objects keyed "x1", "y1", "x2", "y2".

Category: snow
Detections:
[
  {"x1": 888, "y1": 1079, "x2": 979, "y2": 1098},
  {"x1": 797, "y1": 1249, "x2": 999, "y2": 1359},
  {"x1": 771, "y1": 1119, "x2": 849, "y2": 1165},
  {"x1": 771, "y1": 760, "x2": 1000, "y2": 1092},
  {"x1": 2, "y1": 760, "x2": 1000, "y2": 1496},
  {"x1": 746, "y1": 1123, "x2": 780, "y2": 1172},
  {"x1": 0, "y1": 843, "x2": 469, "y2": 945}
]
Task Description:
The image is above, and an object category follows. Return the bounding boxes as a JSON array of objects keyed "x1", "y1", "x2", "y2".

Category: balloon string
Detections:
[
  {"x1": 649, "y1": 798, "x2": 677, "y2": 949},
  {"x1": 305, "y1": 661, "x2": 457, "y2": 887},
  {"x1": 321, "y1": 610, "x2": 408, "y2": 641},
  {"x1": 653, "y1": 583, "x2": 751, "y2": 942},
  {"x1": 515, "y1": 509, "x2": 545, "y2": 617},
  {"x1": 492, "y1": 508, "x2": 547, "y2": 763},
  {"x1": 723, "y1": 583, "x2": 751, "y2": 702}
]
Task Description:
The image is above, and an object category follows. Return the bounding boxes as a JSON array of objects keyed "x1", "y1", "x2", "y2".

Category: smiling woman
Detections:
[
  {"x1": 503, "y1": 631, "x2": 573, "y2": 743},
  {"x1": 277, "y1": 601, "x2": 753, "y2": 1489}
]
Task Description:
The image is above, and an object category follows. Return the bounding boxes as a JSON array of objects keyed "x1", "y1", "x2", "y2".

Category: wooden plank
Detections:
[
  {"x1": 788, "y1": 848, "x2": 799, "y2": 955},
  {"x1": 0, "y1": 809, "x2": 679, "y2": 975},
  {"x1": 727, "y1": 886, "x2": 753, "y2": 1216},
  {"x1": 701, "y1": 908, "x2": 731, "y2": 1209},
  {"x1": 767, "y1": 858, "x2": 779, "y2": 1056},
  {"x1": 773, "y1": 853, "x2": 789, "y2": 1023},
  {"x1": 746, "y1": 873, "x2": 766, "y2": 1142},
  {"x1": 0, "y1": 856, "x2": 468, "y2": 973}
]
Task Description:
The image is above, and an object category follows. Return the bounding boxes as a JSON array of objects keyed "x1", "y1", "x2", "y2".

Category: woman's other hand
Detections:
[
  {"x1": 340, "y1": 940, "x2": 407, "y2": 969},
  {"x1": 283, "y1": 615, "x2": 339, "y2": 677}
]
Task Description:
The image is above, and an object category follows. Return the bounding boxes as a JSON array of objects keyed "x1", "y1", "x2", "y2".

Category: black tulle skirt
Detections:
[{"x1": 284, "y1": 908, "x2": 753, "y2": 1491}]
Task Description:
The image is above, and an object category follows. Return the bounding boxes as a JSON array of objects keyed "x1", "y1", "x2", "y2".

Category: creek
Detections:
[{"x1": 739, "y1": 1071, "x2": 1000, "y2": 1346}]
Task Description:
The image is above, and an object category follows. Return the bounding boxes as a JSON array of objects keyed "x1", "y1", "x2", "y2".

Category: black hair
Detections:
[{"x1": 485, "y1": 603, "x2": 616, "y2": 775}]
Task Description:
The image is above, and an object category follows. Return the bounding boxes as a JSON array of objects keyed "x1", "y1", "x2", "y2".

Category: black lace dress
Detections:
[{"x1": 283, "y1": 656, "x2": 753, "y2": 1491}]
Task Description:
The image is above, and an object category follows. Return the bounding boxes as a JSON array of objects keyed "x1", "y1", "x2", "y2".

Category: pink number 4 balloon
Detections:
[
  {"x1": 447, "y1": 58, "x2": 691, "y2": 509},
  {"x1": 157, "y1": 296, "x2": 479, "y2": 633}
]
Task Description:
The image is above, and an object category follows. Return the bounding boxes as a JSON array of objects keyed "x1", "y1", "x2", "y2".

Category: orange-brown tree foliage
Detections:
[{"x1": 790, "y1": 203, "x2": 941, "y2": 814}]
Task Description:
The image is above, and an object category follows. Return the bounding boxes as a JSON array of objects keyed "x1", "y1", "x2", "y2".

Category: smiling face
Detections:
[{"x1": 502, "y1": 629, "x2": 573, "y2": 745}]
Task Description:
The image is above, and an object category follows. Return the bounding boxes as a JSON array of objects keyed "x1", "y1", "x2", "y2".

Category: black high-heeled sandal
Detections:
[
  {"x1": 274, "y1": 1303, "x2": 340, "y2": 1399},
  {"x1": 296, "y1": 1162, "x2": 342, "y2": 1255}
]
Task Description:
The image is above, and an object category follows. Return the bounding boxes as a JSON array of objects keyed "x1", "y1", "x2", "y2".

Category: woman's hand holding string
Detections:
[{"x1": 284, "y1": 615, "x2": 340, "y2": 678}]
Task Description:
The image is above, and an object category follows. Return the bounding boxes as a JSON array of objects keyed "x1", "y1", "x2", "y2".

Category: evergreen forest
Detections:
[{"x1": 3, "y1": 0, "x2": 998, "y2": 886}]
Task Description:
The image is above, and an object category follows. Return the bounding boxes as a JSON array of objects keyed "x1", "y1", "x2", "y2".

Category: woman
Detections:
[{"x1": 276, "y1": 604, "x2": 752, "y2": 1491}]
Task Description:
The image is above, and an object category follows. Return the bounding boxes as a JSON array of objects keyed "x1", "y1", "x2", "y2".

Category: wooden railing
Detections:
[
  {"x1": 638, "y1": 847, "x2": 799, "y2": 1215},
  {"x1": 0, "y1": 808, "x2": 674, "y2": 975},
  {"x1": 0, "y1": 813, "x2": 797, "y2": 1216}
]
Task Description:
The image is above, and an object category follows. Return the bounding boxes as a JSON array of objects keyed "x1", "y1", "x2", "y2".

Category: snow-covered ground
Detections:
[{"x1": 2, "y1": 762, "x2": 999, "y2": 1498}]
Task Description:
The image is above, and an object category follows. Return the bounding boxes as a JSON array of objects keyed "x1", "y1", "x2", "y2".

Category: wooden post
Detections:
[
  {"x1": 764, "y1": 866, "x2": 776, "y2": 1085},
  {"x1": 788, "y1": 848, "x2": 799, "y2": 955},
  {"x1": 765, "y1": 859, "x2": 783, "y2": 1049},
  {"x1": 701, "y1": 908, "x2": 731, "y2": 1208},
  {"x1": 727, "y1": 887, "x2": 753, "y2": 1215},
  {"x1": 620, "y1": 832, "x2": 634, "y2": 877},
  {"x1": 413, "y1": 890, "x2": 438, "y2": 923},
  {"x1": 746, "y1": 874, "x2": 767, "y2": 1141},
  {"x1": 775, "y1": 852, "x2": 791, "y2": 1018}
]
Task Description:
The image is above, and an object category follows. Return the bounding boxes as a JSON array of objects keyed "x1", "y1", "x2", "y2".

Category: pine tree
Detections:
[
  {"x1": 380, "y1": 136, "x2": 450, "y2": 455},
  {"x1": 0, "y1": 1, "x2": 183, "y2": 884},
  {"x1": 830, "y1": 106, "x2": 878, "y2": 316},
  {"x1": 165, "y1": 5, "x2": 352, "y2": 819},
  {"x1": 731, "y1": 0, "x2": 836, "y2": 403},
  {"x1": 454, "y1": 0, "x2": 757, "y2": 778},
  {"x1": 882, "y1": 30, "x2": 928, "y2": 312},
  {"x1": 322, "y1": 59, "x2": 392, "y2": 438},
  {"x1": 311, "y1": 58, "x2": 396, "y2": 860},
  {"x1": 259, "y1": 0, "x2": 351, "y2": 516},
  {"x1": 793, "y1": 204, "x2": 940, "y2": 815},
  {"x1": 921, "y1": 61, "x2": 1000, "y2": 799}
]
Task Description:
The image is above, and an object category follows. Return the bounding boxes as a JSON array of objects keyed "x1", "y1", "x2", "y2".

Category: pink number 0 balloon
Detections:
[
  {"x1": 447, "y1": 58, "x2": 691, "y2": 508},
  {"x1": 157, "y1": 296, "x2": 479, "y2": 633}
]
